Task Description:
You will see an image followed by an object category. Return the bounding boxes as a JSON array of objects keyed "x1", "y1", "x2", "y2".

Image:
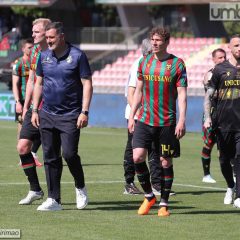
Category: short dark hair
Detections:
[
  {"x1": 20, "y1": 38, "x2": 33, "y2": 48},
  {"x1": 45, "y1": 22, "x2": 64, "y2": 35},
  {"x1": 212, "y1": 48, "x2": 226, "y2": 58},
  {"x1": 149, "y1": 27, "x2": 170, "y2": 42},
  {"x1": 230, "y1": 34, "x2": 240, "y2": 42}
]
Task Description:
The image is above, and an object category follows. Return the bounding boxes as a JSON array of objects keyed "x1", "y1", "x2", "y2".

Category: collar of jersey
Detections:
[{"x1": 50, "y1": 42, "x2": 71, "y2": 61}]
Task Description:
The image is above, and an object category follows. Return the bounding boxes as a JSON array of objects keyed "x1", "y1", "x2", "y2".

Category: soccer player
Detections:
[
  {"x1": 17, "y1": 18, "x2": 51, "y2": 205},
  {"x1": 128, "y1": 27, "x2": 187, "y2": 217},
  {"x1": 12, "y1": 39, "x2": 33, "y2": 137},
  {"x1": 201, "y1": 48, "x2": 226, "y2": 183},
  {"x1": 204, "y1": 35, "x2": 240, "y2": 207},
  {"x1": 32, "y1": 22, "x2": 93, "y2": 211},
  {"x1": 12, "y1": 38, "x2": 43, "y2": 167},
  {"x1": 124, "y1": 38, "x2": 151, "y2": 195},
  {"x1": 124, "y1": 38, "x2": 175, "y2": 196}
]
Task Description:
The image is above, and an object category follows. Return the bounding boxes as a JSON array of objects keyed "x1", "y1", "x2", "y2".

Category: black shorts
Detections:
[
  {"x1": 132, "y1": 121, "x2": 180, "y2": 158},
  {"x1": 15, "y1": 100, "x2": 24, "y2": 123},
  {"x1": 19, "y1": 109, "x2": 41, "y2": 141},
  {"x1": 217, "y1": 130, "x2": 240, "y2": 160}
]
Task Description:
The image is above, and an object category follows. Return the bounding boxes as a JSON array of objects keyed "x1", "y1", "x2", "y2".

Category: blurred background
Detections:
[{"x1": 0, "y1": 0, "x2": 239, "y2": 130}]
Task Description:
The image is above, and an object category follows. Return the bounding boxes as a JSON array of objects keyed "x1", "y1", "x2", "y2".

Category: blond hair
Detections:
[{"x1": 32, "y1": 18, "x2": 51, "y2": 28}]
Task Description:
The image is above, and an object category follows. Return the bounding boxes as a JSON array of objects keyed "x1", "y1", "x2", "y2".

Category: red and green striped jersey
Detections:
[
  {"x1": 137, "y1": 53, "x2": 187, "y2": 127},
  {"x1": 12, "y1": 56, "x2": 31, "y2": 100},
  {"x1": 29, "y1": 44, "x2": 42, "y2": 108},
  {"x1": 30, "y1": 44, "x2": 41, "y2": 83}
]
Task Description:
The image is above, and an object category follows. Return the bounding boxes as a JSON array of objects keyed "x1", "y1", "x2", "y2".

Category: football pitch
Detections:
[{"x1": 0, "y1": 121, "x2": 239, "y2": 240}]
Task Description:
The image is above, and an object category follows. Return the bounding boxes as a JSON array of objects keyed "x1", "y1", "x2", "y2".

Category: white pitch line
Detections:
[
  {"x1": 0, "y1": 180, "x2": 123, "y2": 185},
  {"x1": 174, "y1": 183, "x2": 225, "y2": 191},
  {"x1": 0, "y1": 180, "x2": 226, "y2": 191},
  {"x1": 0, "y1": 124, "x2": 126, "y2": 136},
  {"x1": 82, "y1": 131, "x2": 126, "y2": 136}
]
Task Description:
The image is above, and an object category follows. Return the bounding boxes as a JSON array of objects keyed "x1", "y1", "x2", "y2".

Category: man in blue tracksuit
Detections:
[{"x1": 32, "y1": 22, "x2": 93, "y2": 211}]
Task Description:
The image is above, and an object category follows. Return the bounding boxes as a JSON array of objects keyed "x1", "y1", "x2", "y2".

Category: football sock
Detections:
[
  {"x1": 160, "y1": 165, "x2": 174, "y2": 204},
  {"x1": 230, "y1": 158, "x2": 237, "y2": 181},
  {"x1": 134, "y1": 161, "x2": 152, "y2": 194},
  {"x1": 144, "y1": 193, "x2": 155, "y2": 201},
  {"x1": 201, "y1": 147, "x2": 211, "y2": 176},
  {"x1": 123, "y1": 159, "x2": 135, "y2": 184},
  {"x1": 234, "y1": 157, "x2": 240, "y2": 198},
  {"x1": 20, "y1": 152, "x2": 41, "y2": 192},
  {"x1": 123, "y1": 129, "x2": 135, "y2": 184},
  {"x1": 220, "y1": 160, "x2": 235, "y2": 189},
  {"x1": 148, "y1": 156, "x2": 162, "y2": 185},
  {"x1": 31, "y1": 138, "x2": 41, "y2": 154}
]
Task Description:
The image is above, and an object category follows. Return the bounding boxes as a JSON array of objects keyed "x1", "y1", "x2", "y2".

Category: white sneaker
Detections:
[
  {"x1": 202, "y1": 174, "x2": 216, "y2": 183},
  {"x1": 37, "y1": 198, "x2": 62, "y2": 211},
  {"x1": 224, "y1": 187, "x2": 235, "y2": 204},
  {"x1": 76, "y1": 187, "x2": 88, "y2": 209},
  {"x1": 19, "y1": 190, "x2": 44, "y2": 205},
  {"x1": 233, "y1": 198, "x2": 240, "y2": 208}
]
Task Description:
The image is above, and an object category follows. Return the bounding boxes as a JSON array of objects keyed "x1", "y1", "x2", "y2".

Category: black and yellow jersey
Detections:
[{"x1": 210, "y1": 60, "x2": 240, "y2": 131}]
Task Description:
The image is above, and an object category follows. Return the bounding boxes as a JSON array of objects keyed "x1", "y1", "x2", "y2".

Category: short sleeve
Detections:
[
  {"x1": 209, "y1": 67, "x2": 219, "y2": 90},
  {"x1": 12, "y1": 59, "x2": 21, "y2": 76},
  {"x1": 78, "y1": 51, "x2": 92, "y2": 78},
  {"x1": 128, "y1": 58, "x2": 141, "y2": 88},
  {"x1": 137, "y1": 57, "x2": 144, "y2": 81},
  {"x1": 36, "y1": 53, "x2": 43, "y2": 77},
  {"x1": 29, "y1": 48, "x2": 34, "y2": 70},
  {"x1": 176, "y1": 59, "x2": 188, "y2": 87}
]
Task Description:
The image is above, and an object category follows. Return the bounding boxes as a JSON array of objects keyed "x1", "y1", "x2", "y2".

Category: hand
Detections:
[
  {"x1": 77, "y1": 113, "x2": 88, "y2": 129},
  {"x1": 128, "y1": 118, "x2": 135, "y2": 133},
  {"x1": 16, "y1": 102, "x2": 23, "y2": 114},
  {"x1": 31, "y1": 112, "x2": 40, "y2": 128},
  {"x1": 175, "y1": 121, "x2": 186, "y2": 139},
  {"x1": 204, "y1": 117, "x2": 212, "y2": 129}
]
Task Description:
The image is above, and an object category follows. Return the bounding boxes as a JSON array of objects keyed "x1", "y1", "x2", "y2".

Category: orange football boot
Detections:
[
  {"x1": 158, "y1": 206, "x2": 170, "y2": 217},
  {"x1": 138, "y1": 197, "x2": 156, "y2": 215}
]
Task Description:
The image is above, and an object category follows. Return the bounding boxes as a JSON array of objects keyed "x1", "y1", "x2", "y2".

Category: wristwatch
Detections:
[
  {"x1": 81, "y1": 110, "x2": 89, "y2": 116},
  {"x1": 32, "y1": 108, "x2": 38, "y2": 113}
]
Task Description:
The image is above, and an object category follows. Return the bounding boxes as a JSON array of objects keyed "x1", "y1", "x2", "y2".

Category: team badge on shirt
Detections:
[
  {"x1": 226, "y1": 71, "x2": 231, "y2": 76},
  {"x1": 66, "y1": 56, "x2": 72, "y2": 64},
  {"x1": 42, "y1": 57, "x2": 53, "y2": 64},
  {"x1": 166, "y1": 64, "x2": 171, "y2": 70}
]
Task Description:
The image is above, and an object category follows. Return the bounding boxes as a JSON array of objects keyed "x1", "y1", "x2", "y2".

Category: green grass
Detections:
[{"x1": 0, "y1": 121, "x2": 239, "y2": 240}]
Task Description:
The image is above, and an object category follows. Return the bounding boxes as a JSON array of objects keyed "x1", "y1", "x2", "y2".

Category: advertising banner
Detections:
[{"x1": 0, "y1": 93, "x2": 15, "y2": 120}]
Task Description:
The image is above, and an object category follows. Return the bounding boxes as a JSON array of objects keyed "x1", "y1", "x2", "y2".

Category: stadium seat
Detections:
[{"x1": 92, "y1": 37, "x2": 224, "y2": 95}]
